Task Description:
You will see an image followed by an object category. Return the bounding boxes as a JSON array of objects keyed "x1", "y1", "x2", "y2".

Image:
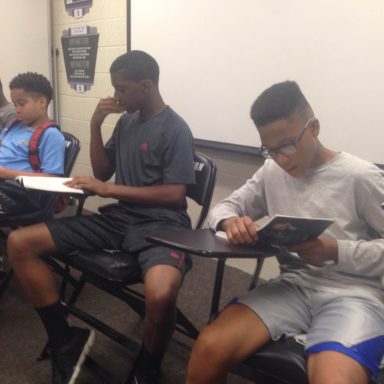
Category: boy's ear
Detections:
[
  {"x1": 39, "y1": 95, "x2": 48, "y2": 109},
  {"x1": 140, "y1": 79, "x2": 153, "y2": 94},
  {"x1": 310, "y1": 118, "x2": 320, "y2": 137}
]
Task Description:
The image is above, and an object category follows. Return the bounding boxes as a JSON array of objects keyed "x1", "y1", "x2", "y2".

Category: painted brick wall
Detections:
[{"x1": 51, "y1": 0, "x2": 127, "y2": 210}]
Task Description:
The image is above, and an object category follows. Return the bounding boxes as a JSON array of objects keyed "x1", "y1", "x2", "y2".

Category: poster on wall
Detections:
[
  {"x1": 61, "y1": 26, "x2": 99, "y2": 93},
  {"x1": 64, "y1": 0, "x2": 93, "y2": 18}
]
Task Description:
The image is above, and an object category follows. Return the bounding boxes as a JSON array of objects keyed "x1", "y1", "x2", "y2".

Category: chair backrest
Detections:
[
  {"x1": 62, "y1": 131, "x2": 81, "y2": 177},
  {"x1": 187, "y1": 151, "x2": 217, "y2": 229}
]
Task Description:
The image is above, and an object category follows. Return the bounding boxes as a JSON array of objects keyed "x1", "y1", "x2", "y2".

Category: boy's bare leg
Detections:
[
  {"x1": 143, "y1": 264, "x2": 183, "y2": 355},
  {"x1": 129, "y1": 264, "x2": 183, "y2": 382},
  {"x1": 8, "y1": 223, "x2": 95, "y2": 384},
  {"x1": 307, "y1": 351, "x2": 370, "y2": 384},
  {"x1": 186, "y1": 303, "x2": 271, "y2": 384},
  {"x1": 7, "y1": 223, "x2": 59, "y2": 306}
]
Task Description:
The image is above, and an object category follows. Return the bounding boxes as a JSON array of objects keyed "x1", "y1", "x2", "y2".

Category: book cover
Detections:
[
  {"x1": 215, "y1": 214, "x2": 334, "y2": 245},
  {"x1": 15, "y1": 176, "x2": 84, "y2": 195}
]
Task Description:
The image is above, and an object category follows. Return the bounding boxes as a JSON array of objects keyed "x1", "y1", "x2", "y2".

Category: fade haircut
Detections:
[
  {"x1": 110, "y1": 50, "x2": 160, "y2": 86},
  {"x1": 9, "y1": 72, "x2": 53, "y2": 103},
  {"x1": 250, "y1": 81, "x2": 312, "y2": 128}
]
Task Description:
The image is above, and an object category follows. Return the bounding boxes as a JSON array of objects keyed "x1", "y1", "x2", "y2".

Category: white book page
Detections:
[{"x1": 15, "y1": 176, "x2": 84, "y2": 194}]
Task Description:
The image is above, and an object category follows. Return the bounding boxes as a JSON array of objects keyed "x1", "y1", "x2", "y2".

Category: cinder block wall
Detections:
[{"x1": 51, "y1": 0, "x2": 127, "y2": 210}]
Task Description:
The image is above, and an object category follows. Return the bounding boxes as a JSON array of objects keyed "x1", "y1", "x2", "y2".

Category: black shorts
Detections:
[
  {"x1": 46, "y1": 204, "x2": 192, "y2": 277},
  {"x1": 0, "y1": 181, "x2": 43, "y2": 217}
]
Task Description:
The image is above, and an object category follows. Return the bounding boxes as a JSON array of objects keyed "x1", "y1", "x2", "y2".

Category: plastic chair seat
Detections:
[
  {"x1": 236, "y1": 337, "x2": 307, "y2": 384},
  {"x1": 237, "y1": 336, "x2": 382, "y2": 384},
  {"x1": 61, "y1": 249, "x2": 142, "y2": 285}
]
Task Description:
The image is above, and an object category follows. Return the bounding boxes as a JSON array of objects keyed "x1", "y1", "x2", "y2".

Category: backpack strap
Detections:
[{"x1": 28, "y1": 121, "x2": 60, "y2": 172}]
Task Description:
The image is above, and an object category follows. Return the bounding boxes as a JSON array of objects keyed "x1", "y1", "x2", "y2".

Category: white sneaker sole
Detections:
[{"x1": 68, "y1": 329, "x2": 95, "y2": 384}]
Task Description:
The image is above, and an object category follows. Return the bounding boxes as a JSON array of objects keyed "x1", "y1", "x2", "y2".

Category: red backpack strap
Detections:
[{"x1": 28, "y1": 121, "x2": 60, "y2": 172}]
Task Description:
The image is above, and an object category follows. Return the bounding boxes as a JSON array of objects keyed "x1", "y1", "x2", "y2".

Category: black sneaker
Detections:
[
  {"x1": 130, "y1": 368, "x2": 164, "y2": 384},
  {"x1": 51, "y1": 326, "x2": 95, "y2": 384}
]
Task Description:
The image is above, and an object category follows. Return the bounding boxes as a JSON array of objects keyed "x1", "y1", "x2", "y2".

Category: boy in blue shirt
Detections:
[{"x1": 0, "y1": 72, "x2": 65, "y2": 215}]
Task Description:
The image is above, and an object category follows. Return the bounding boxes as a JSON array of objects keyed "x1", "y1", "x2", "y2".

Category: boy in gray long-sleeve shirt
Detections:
[{"x1": 186, "y1": 81, "x2": 384, "y2": 384}]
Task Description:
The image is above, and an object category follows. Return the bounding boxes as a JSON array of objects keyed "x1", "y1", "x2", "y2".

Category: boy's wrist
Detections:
[{"x1": 218, "y1": 217, "x2": 237, "y2": 232}]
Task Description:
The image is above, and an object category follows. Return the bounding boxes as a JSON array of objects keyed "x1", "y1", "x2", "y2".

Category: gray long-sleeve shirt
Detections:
[{"x1": 208, "y1": 152, "x2": 384, "y2": 300}]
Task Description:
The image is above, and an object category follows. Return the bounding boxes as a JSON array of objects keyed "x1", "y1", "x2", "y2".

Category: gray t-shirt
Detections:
[
  {"x1": 105, "y1": 106, "x2": 196, "y2": 224},
  {"x1": 0, "y1": 103, "x2": 16, "y2": 132},
  {"x1": 208, "y1": 152, "x2": 384, "y2": 300}
]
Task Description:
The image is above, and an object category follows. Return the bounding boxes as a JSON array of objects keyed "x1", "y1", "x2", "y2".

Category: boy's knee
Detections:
[
  {"x1": 146, "y1": 286, "x2": 178, "y2": 316},
  {"x1": 7, "y1": 226, "x2": 49, "y2": 261},
  {"x1": 7, "y1": 229, "x2": 27, "y2": 259},
  {"x1": 192, "y1": 324, "x2": 225, "y2": 363}
]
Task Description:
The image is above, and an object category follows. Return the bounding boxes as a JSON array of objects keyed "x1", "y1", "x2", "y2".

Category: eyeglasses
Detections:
[{"x1": 260, "y1": 117, "x2": 315, "y2": 159}]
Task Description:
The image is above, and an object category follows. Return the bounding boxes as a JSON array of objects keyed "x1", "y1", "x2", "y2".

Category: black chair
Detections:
[
  {"x1": 0, "y1": 131, "x2": 81, "y2": 297},
  {"x1": 234, "y1": 333, "x2": 383, "y2": 384},
  {"x1": 51, "y1": 151, "x2": 217, "y2": 379}
]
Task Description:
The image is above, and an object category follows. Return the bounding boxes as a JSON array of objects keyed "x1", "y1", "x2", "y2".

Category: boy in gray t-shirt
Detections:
[
  {"x1": 187, "y1": 81, "x2": 384, "y2": 384},
  {"x1": 9, "y1": 51, "x2": 195, "y2": 384}
]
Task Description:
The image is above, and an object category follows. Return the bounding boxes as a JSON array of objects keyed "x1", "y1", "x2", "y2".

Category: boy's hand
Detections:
[
  {"x1": 65, "y1": 176, "x2": 109, "y2": 197},
  {"x1": 91, "y1": 97, "x2": 125, "y2": 127},
  {"x1": 222, "y1": 216, "x2": 259, "y2": 245},
  {"x1": 286, "y1": 237, "x2": 338, "y2": 266}
]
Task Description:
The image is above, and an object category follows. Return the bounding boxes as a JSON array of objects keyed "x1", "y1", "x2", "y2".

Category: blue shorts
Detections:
[
  {"x1": 238, "y1": 278, "x2": 384, "y2": 377},
  {"x1": 307, "y1": 338, "x2": 384, "y2": 377}
]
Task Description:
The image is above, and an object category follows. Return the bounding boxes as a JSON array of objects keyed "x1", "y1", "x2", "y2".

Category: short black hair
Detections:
[
  {"x1": 250, "y1": 81, "x2": 312, "y2": 127},
  {"x1": 110, "y1": 50, "x2": 160, "y2": 86},
  {"x1": 9, "y1": 72, "x2": 53, "y2": 103}
]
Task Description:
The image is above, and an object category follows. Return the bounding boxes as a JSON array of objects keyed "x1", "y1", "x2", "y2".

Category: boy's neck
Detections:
[
  {"x1": 139, "y1": 91, "x2": 166, "y2": 119},
  {"x1": 312, "y1": 142, "x2": 337, "y2": 168},
  {"x1": 30, "y1": 114, "x2": 51, "y2": 129}
]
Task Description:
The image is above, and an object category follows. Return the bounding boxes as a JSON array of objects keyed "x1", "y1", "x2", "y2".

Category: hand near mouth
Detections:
[{"x1": 91, "y1": 97, "x2": 125, "y2": 127}]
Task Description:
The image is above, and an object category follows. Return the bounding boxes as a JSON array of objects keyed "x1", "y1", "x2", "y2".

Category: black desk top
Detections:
[{"x1": 147, "y1": 228, "x2": 279, "y2": 258}]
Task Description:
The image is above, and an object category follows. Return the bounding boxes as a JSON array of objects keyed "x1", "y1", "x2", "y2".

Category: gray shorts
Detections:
[{"x1": 239, "y1": 278, "x2": 384, "y2": 347}]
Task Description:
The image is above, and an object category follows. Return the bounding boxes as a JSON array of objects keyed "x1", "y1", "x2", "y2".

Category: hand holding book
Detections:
[{"x1": 216, "y1": 214, "x2": 334, "y2": 246}]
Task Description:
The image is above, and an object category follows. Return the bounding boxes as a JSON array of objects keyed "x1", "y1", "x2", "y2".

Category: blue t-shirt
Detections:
[{"x1": 0, "y1": 121, "x2": 65, "y2": 174}]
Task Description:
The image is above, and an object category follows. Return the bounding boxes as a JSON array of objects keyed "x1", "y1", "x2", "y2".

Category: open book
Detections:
[
  {"x1": 215, "y1": 214, "x2": 334, "y2": 245},
  {"x1": 15, "y1": 176, "x2": 84, "y2": 195}
]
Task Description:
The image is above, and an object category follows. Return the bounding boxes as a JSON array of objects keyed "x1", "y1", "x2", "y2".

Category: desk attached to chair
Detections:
[
  {"x1": 147, "y1": 228, "x2": 279, "y2": 321},
  {"x1": 146, "y1": 228, "x2": 312, "y2": 384}
]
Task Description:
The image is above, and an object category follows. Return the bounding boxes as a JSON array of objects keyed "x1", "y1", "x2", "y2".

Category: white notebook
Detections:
[{"x1": 15, "y1": 176, "x2": 84, "y2": 195}]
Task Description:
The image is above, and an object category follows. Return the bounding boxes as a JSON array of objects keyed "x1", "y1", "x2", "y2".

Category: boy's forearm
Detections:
[
  {"x1": 89, "y1": 121, "x2": 114, "y2": 181},
  {"x1": 104, "y1": 183, "x2": 187, "y2": 206},
  {"x1": 89, "y1": 97, "x2": 125, "y2": 180}
]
